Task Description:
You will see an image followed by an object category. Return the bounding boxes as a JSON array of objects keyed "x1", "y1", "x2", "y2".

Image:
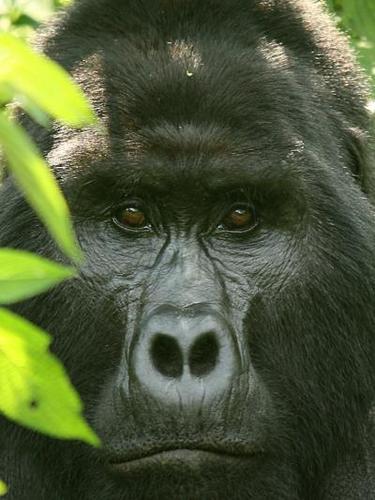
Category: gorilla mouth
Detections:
[{"x1": 109, "y1": 446, "x2": 260, "y2": 475}]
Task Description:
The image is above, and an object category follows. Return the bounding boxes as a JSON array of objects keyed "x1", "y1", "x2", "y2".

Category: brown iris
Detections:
[
  {"x1": 219, "y1": 205, "x2": 257, "y2": 232},
  {"x1": 114, "y1": 206, "x2": 150, "y2": 231}
]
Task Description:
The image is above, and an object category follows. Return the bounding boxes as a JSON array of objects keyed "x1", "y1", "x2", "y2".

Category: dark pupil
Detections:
[
  {"x1": 121, "y1": 207, "x2": 146, "y2": 227},
  {"x1": 225, "y1": 208, "x2": 252, "y2": 228}
]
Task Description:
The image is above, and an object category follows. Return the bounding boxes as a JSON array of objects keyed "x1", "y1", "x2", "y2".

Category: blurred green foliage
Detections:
[
  {"x1": 326, "y1": 1, "x2": 375, "y2": 92},
  {"x1": 0, "y1": 0, "x2": 71, "y2": 38}
]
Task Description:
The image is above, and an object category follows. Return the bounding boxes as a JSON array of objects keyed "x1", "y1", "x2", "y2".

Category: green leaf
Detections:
[
  {"x1": 12, "y1": 14, "x2": 40, "y2": 29},
  {"x1": 0, "y1": 112, "x2": 82, "y2": 262},
  {"x1": 0, "y1": 308, "x2": 100, "y2": 446},
  {"x1": 0, "y1": 249, "x2": 75, "y2": 305},
  {"x1": 0, "y1": 481, "x2": 7, "y2": 496},
  {"x1": 0, "y1": 33, "x2": 96, "y2": 127}
]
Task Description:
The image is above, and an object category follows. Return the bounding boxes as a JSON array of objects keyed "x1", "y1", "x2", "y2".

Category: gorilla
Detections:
[{"x1": 1, "y1": 0, "x2": 375, "y2": 498}]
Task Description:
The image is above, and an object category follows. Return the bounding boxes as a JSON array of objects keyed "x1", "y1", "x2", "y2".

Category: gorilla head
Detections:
[{"x1": 1, "y1": 1, "x2": 375, "y2": 499}]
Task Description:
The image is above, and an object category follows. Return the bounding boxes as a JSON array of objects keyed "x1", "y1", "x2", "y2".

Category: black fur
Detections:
[{"x1": 1, "y1": 1, "x2": 375, "y2": 498}]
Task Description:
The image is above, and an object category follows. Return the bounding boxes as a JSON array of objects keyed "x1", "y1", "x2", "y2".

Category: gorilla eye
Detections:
[
  {"x1": 217, "y1": 204, "x2": 258, "y2": 233},
  {"x1": 113, "y1": 206, "x2": 152, "y2": 232}
]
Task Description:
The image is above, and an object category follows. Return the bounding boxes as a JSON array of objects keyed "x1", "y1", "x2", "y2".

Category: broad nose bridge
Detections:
[
  {"x1": 132, "y1": 241, "x2": 238, "y2": 405},
  {"x1": 148, "y1": 241, "x2": 222, "y2": 308}
]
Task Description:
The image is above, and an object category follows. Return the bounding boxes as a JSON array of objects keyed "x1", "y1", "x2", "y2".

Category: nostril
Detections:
[
  {"x1": 150, "y1": 334, "x2": 183, "y2": 378},
  {"x1": 189, "y1": 332, "x2": 219, "y2": 377}
]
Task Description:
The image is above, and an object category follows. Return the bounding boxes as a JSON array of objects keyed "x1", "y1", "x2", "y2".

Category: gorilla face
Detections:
[{"x1": 1, "y1": 1, "x2": 375, "y2": 499}]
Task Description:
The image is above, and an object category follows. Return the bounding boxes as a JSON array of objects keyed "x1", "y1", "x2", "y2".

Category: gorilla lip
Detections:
[{"x1": 109, "y1": 448, "x2": 257, "y2": 474}]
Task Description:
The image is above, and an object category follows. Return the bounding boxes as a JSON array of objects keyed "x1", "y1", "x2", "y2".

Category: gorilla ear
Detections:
[{"x1": 347, "y1": 122, "x2": 375, "y2": 200}]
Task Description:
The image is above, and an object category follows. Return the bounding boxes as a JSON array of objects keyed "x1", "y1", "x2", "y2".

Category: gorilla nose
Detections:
[
  {"x1": 151, "y1": 330, "x2": 219, "y2": 379},
  {"x1": 133, "y1": 306, "x2": 237, "y2": 405}
]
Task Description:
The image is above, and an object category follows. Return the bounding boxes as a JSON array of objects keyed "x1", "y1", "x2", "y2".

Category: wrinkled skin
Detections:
[{"x1": 1, "y1": 1, "x2": 375, "y2": 499}]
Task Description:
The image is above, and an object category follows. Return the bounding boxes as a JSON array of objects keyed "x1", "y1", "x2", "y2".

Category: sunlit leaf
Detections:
[
  {"x1": 0, "y1": 33, "x2": 96, "y2": 127},
  {"x1": 0, "y1": 481, "x2": 7, "y2": 496},
  {"x1": 0, "y1": 112, "x2": 82, "y2": 262},
  {"x1": 0, "y1": 249, "x2": 75, "y2": 305},
  {"x1": 0, "y1": 308, "x2": 100, "y2": 446}
]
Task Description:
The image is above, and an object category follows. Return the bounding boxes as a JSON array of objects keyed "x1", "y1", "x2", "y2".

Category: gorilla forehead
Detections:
[
  {"x1": 49, "y1": 41, "x2": 309, "y2": 200},
  {"x1": 61, "y1": 36, "x2": 305, "y2": 134},
  {"x1": 41, "y1": 0, "x2": 368, "y2": 131},
  {"x1": 41, "y1": 0, "x2": 354, "y2": 198}
]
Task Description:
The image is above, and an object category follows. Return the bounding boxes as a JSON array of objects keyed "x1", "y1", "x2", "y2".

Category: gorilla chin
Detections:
[{"x1": 1, "y1": 0, "x2": 375, "y2": 499}]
